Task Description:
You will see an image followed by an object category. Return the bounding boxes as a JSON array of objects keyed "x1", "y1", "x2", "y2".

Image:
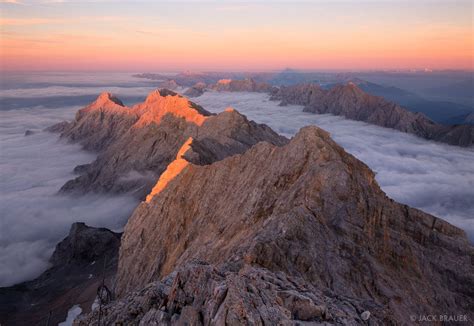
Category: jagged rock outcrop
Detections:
[
  {"x1": 158, "y1": 79, "x2": 179, "y2": 90},
  {"x1": 211, "y1": 78, "x2": 272, "y2": 93},
  {"x1": 76, "y1": 262, "x2": 386, "y2": 325},
  {"x1": 44, "y1": 120, "x2": 71, "y2": 133},
  {"x1": 271, "y1": 83, "x2": 474, "y2": 146},
  {"x1": 0, "y1": 223, "x2": 121, "y2": 326},
  {"x1": 106, "y1": 126, "x2": 473, "y2": 324},
  {"x1": 184, "y1": 82, "x2": 207, "y2": 97},
  {"x1": 49, "y1": 89, "x2": 286, "y2": 198}
]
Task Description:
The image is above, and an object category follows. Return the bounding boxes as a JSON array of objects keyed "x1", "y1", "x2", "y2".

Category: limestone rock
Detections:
[
  {"x1": 184, "y1": 82, "x2": 207, "y2": 97},
  {"x1": 271, "y1": 83, "x2": 474, "y2": 146},
  {"x1": 0, "y1": 223, "x2": 121, "y2": 326},
  {"x1": 115, "y1": 126, "x2": 473, "y2": 323},
  {"x1": 45, "y1": 120, "x2": 71, "y2": 133},
  {"x1": 75, "y1": 262, "x2": 382, "y2": 325},
  {"x1": 54, "y1": 89, "x2": 286, "y2": 198},
  {"x1": 158, "y1": 79, "x2": 179, "y2": 90}
]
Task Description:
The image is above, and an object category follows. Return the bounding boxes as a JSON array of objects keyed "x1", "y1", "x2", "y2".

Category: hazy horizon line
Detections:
[{"x1": 2, "y1": 68, "x2": 473, "y2": 74}]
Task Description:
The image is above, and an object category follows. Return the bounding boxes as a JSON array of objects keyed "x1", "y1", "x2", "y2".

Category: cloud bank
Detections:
[
  {"x1": 195, "y1": 91, "x2": 474, "y2": 241},
  {"x1": 0, "y1": 106, "x2": 138, "y2": 286},
  {"x1": 1, "y1": 74, "x2": 472, "y2": 287},
  {"x1": 0, "y1": 86, "x2": 157, "y2": 99}
]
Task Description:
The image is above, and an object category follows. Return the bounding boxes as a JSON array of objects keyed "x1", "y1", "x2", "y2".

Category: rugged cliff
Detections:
[
  {"x1": 50, "y1": 89, "x2": 286, "y2": 198},
  {"x1": 74, "y1": 126, "x2": 473, "y2": 325},
  {"x1": 271, "y1": 83, "x2": 474, "y2": 146},
  {"x1": 0, "y1": 223, "x2": 121, "y2": 326}
]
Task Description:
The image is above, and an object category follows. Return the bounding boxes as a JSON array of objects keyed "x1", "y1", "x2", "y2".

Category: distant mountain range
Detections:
[
  {"x1": 3, "y1": 89, "x2": 470, "y2": 325},
  {"x1": 135, "y1": 71, "x2": 474, "y2": 126},
  {"x1": 49, "y1": 90, "x2": 286, "y2": 198},
  {"x1": 323, "y1": 78, "x2": 474, "y2": 125},
  {"x1": 422, "y1": 77, "x2": 474, "y2": 106},
  {"x1": 271, "y1": 83, "x2": 474, "y2": 147}
]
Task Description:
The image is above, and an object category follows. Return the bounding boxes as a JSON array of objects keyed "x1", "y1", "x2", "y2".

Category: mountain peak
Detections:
[
  {"x1": 135, "y1": 89, "x2": 211, "y2": 126},
  {"x1": 217, "y1": 79, "x2": 232, "y2": 85},
  {"x1": 88, "y1": 92, "x2": 125, "y2": 109},
  {"x1": 292, "y1": 125, "x2": 332, "y2": 144},
  {"x1": 343, "y1": 81, "x2": 365, "y2": 93},
  {"x1": 80, "y1": 92, "x2": 128, "y2": 117},
  {"x1": 51, "y1": 222, "x2": 121, "y2": 266},
  {"x1": 327, "y1": 82, "x2": 368, "y2": 102},
  {"x1": 113, "y1": 114, "x2": 471, "y2": 325},
  {"x1": 144, "y1": 88, "x2": 179, "y2": 103},
  {"x1": 93, "y1": 92, "x2": 125, "y2": 107}
]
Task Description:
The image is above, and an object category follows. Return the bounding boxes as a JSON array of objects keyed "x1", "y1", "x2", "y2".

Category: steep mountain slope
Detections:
[
  {"x1": 326, "y1": 78, "x2": 474, "y2": 124},
  {"x1": 77, "y1": 126, "x2": 474, "y2": 325},
  {"x1": 271, "y1": 83, "x2": 474, "y2": 146},
  {"x1": 50, "y1": 89, "x2": 286, "y2": 198},
  {"x1": 184, "y1": 82, "x2": 207, "y2": 97},
  {"x1": 0, "y1": 223, "x2": 121, "y2": 326}
]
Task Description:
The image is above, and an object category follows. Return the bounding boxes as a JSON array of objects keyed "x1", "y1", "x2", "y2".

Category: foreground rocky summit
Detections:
[
  {"x1": 0, "y1": 223, "x2": 120, "y2": 326},
  {"x1": 74, "y1": 126, "x2": 473, "y2": 325},
  {"x1": 271, "y1": 83, "x2": 474, "y2": 147},
  {"x1": 49, "y1": 89, "x2": 286, "y2": 198}
]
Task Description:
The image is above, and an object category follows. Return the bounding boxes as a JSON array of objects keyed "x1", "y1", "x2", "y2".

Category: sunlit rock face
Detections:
[
  {"x1": 112, "y1": 126, "x2": 473, "y2": 324},
  {"x1": 145, "y1": 137, "x2": 193, "y2": 203},
  {"x1": 49, "y1": 89, "x2": 286, "y2": 198},
  {"x1": 271, "y1": 83, "x2": 474, "y2": 146}
]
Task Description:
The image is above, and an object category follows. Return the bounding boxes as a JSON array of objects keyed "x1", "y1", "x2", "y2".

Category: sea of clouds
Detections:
[
  {"x1": 0, "y1": 105, "x2": 138, "y2": 287},
  {"x1": 195, "y1": 91, "x2": 474, "y2": 241},
  {"x1": 0, "y1": 74, "x2": 473, "y2": 287}
]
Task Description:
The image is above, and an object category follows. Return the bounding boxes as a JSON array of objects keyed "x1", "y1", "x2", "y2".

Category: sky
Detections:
[{"x1": 0, "y1": 0, "x2": 473, "y2": 71}]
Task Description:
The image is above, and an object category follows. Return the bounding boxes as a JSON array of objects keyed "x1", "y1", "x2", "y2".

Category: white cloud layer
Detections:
[
  {"x1": 195, "y1": 91, "x2": 474, "y2": 241},
  {"x1": 0, "y1": 86, "x2": 157, "y2": 99},
  {"x1": 1, "y1": 78, "x2": 472, "y2": 287},
  {"x1": 0, "y1": 106, "x2": 138, "y2": 286}
]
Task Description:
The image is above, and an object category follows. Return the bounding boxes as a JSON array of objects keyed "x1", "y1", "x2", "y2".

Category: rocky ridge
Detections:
[
  {"x1": 50, "y1": 89, "x2": 286, "y2": 198},
  {"x1": 210, "y1": 78, "x2": 273, "y2": 93},
  {"x1": 0, "y1": 223, "x2": 121, "y2": 326},
  {"x1": 184, "y1": 82, "x2": 207, "y2": 97},
  {"x1": 271, "y1": 83, "x2": 474, "y2": 146},
  {"x1": 74, "y1": 126, "x2": 473, "y2": 325}
]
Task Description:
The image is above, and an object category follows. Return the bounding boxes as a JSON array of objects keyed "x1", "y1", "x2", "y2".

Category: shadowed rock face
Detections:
[
  {"x1": 184, "y1": 82, "x2": 207, "y2": 97},
  {"x1": 108, "y1": 126, "x2": 473, "y2": 324},
  {"x1": 49, "y1": 89, "x2": 287, "y2": 198},
  {"x1": 271, "y1": 83, "x2": 474, "y2": 146},
  {"x1": 0, "y1": 223, "x2": 121, "y2": 326},
  {"x1": 158, "y1": 79, "x2": 179, "y2": 90}
]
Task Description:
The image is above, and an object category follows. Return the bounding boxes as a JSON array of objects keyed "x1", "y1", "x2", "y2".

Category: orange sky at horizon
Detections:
[{"x1": 0, "y1": 1, "x2": 472, "y2": 71}]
